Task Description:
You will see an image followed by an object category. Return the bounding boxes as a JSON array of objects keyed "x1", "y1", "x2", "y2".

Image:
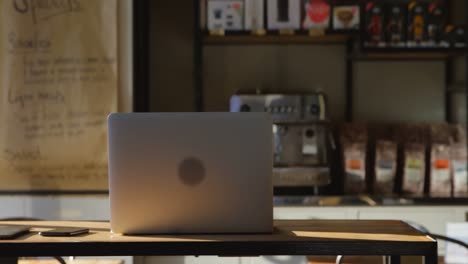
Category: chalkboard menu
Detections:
[{"x1": 0, "y1": 0, "x2": 118, "y2": 191}]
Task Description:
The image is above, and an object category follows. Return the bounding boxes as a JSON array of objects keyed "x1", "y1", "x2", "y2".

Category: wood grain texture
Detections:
[
  {"x1": 0, "y1": 220, "x2": 433, "y2": 243},
  {"x1": 0, "y1": 220, "x2": 437, "y2": 258}
]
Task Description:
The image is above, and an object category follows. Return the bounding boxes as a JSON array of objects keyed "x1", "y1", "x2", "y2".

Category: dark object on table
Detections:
[
  {"x1": 0, "y1": 226, "x2": 29, "y2": 240},
  {"x1": 40, "y1": 227, "x2": 89, "y2": 237}
]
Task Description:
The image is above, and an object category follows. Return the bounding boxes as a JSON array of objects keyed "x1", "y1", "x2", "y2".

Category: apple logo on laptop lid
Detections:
[{"x1": 178, "y1": 157, "x2": 206, "y2": 186}]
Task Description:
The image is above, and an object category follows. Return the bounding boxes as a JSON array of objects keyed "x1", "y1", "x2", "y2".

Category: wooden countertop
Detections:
[{"x1": 0, "y1": 220, "x2": 437, "y2": 259}]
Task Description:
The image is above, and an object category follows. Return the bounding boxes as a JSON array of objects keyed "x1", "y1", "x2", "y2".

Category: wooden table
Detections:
[{"x1": 0, "y1": 220, "x2": 438, "y2": 264}]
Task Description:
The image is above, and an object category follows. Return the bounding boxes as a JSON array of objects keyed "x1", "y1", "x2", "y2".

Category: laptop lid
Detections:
[{"x1": 108, "y1": 112, "x2": 273, "y2": 234}]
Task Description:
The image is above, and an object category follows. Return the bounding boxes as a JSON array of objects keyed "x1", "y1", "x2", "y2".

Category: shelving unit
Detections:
[
  {"x1": 192, "y1": 0, "x2": 468, "y2": 198},
  {"x1": 194, "y1": 1, "x2": 468, "y2": 121},
  {"x1": 195, "y1": 36, "x2": 466, "y2": 121}
]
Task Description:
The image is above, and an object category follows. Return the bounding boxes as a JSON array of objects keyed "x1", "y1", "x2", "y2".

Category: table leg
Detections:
[
  {"x1": 424, "y1": 252, "x2": 438, "y2": 264},
  {"x1": 389, "y1": 255, "x2": 401, "y2": 264}
]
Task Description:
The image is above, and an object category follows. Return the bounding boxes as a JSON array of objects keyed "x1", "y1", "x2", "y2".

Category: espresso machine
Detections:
[{"x1": 230, "y1": 91, "x2": 333, "y2": 192}]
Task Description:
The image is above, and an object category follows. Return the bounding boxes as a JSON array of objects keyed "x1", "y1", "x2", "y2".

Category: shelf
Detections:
[
  {"x1": 356, "y1": 45, "x2": 468, "y2": 61},
  {"x1": 356, "y1": 47, "x2": 468, "y2": 61},
  {"x1": 363, "y1": 47, "x2": 467, "y2": 53},
  {"x1": 203, "y1": 34, "x2": 350, "y2": 45},
  {"x1": 352, "y1": 53, "x2": 454, "y2": 61}
]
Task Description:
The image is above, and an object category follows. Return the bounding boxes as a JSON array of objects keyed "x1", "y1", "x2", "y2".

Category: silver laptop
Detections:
[{"x1": 108, "y1": 112, "x2": 273, "y2": 234}]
